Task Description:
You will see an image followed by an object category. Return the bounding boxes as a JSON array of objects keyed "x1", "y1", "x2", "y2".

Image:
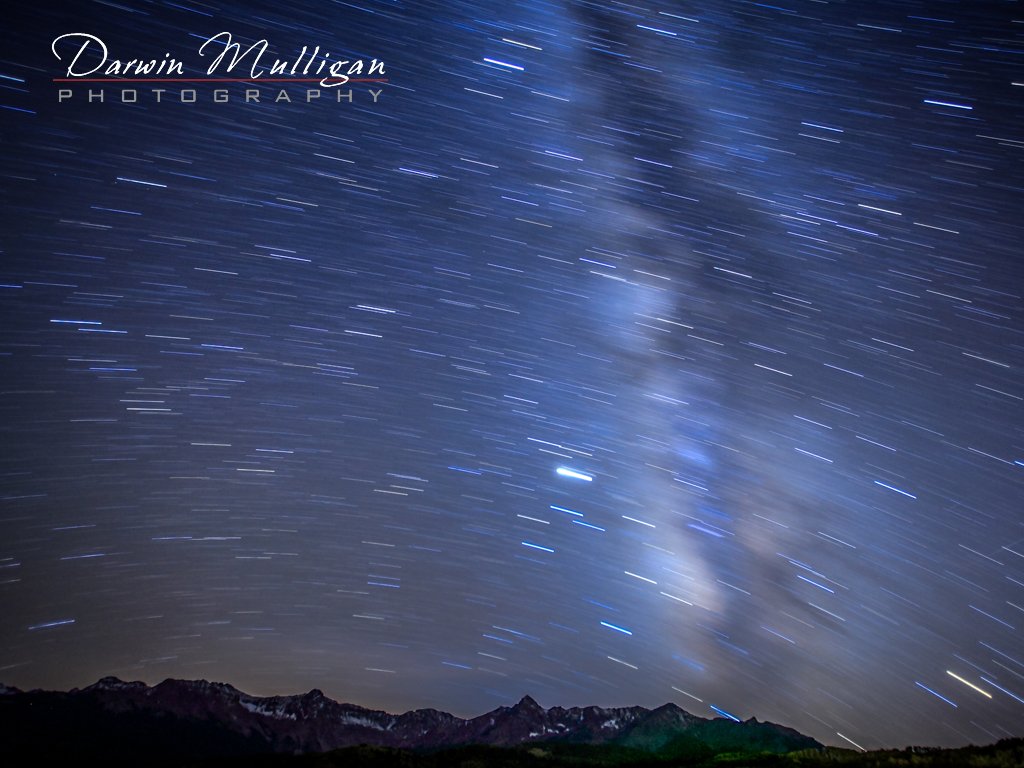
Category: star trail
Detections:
[{"x1": 2, "y1": 0, "x2": 1023, "y2": 752}]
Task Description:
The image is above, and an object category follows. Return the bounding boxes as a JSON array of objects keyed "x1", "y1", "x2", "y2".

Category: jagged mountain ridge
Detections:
[{"x1": 0, "y1": 676, "x2": 821, "y2": 760}]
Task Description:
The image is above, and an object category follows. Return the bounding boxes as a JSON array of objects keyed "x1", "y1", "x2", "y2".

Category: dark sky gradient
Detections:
[{"x1": 2, "y1": 0, "x2": 1023, "y2": 752}]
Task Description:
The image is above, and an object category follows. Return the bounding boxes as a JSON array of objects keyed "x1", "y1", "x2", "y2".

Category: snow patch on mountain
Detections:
[{"x1": 240, "y1": 699, "x2": 297, "y2": 720}]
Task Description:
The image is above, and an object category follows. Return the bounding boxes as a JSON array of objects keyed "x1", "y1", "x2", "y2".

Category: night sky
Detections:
[{"x1": 2, "y1": 0, "x2": 1023, "y2": 752}]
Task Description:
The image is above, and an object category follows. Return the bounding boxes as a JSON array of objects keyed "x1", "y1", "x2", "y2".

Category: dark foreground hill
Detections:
[
  {"x1": 208, "y1": 738, "x2": 1024, "y2": 768},
  {"x1": 206, "y1": 738, "x2": 1024, "y2": 768}
]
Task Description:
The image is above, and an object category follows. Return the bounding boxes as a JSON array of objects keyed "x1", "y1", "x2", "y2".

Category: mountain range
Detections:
[{"x1": 0, "y1": 676, "x2": 820, "y2": 763}]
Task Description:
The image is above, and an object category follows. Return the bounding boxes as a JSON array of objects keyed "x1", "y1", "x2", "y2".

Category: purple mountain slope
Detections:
[{"x1": 0, "y1": 676, "x2": 822, "y2": 758}]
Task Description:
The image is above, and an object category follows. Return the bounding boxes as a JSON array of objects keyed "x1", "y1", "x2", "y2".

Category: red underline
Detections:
[{"x1": 52, "y1": 78, "x2": 389, "y2": 83}]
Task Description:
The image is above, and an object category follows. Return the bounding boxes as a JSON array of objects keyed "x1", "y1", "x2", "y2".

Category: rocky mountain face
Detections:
[{"x1": 0, "y1": 677, "x2": 821, "y2": 762}]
